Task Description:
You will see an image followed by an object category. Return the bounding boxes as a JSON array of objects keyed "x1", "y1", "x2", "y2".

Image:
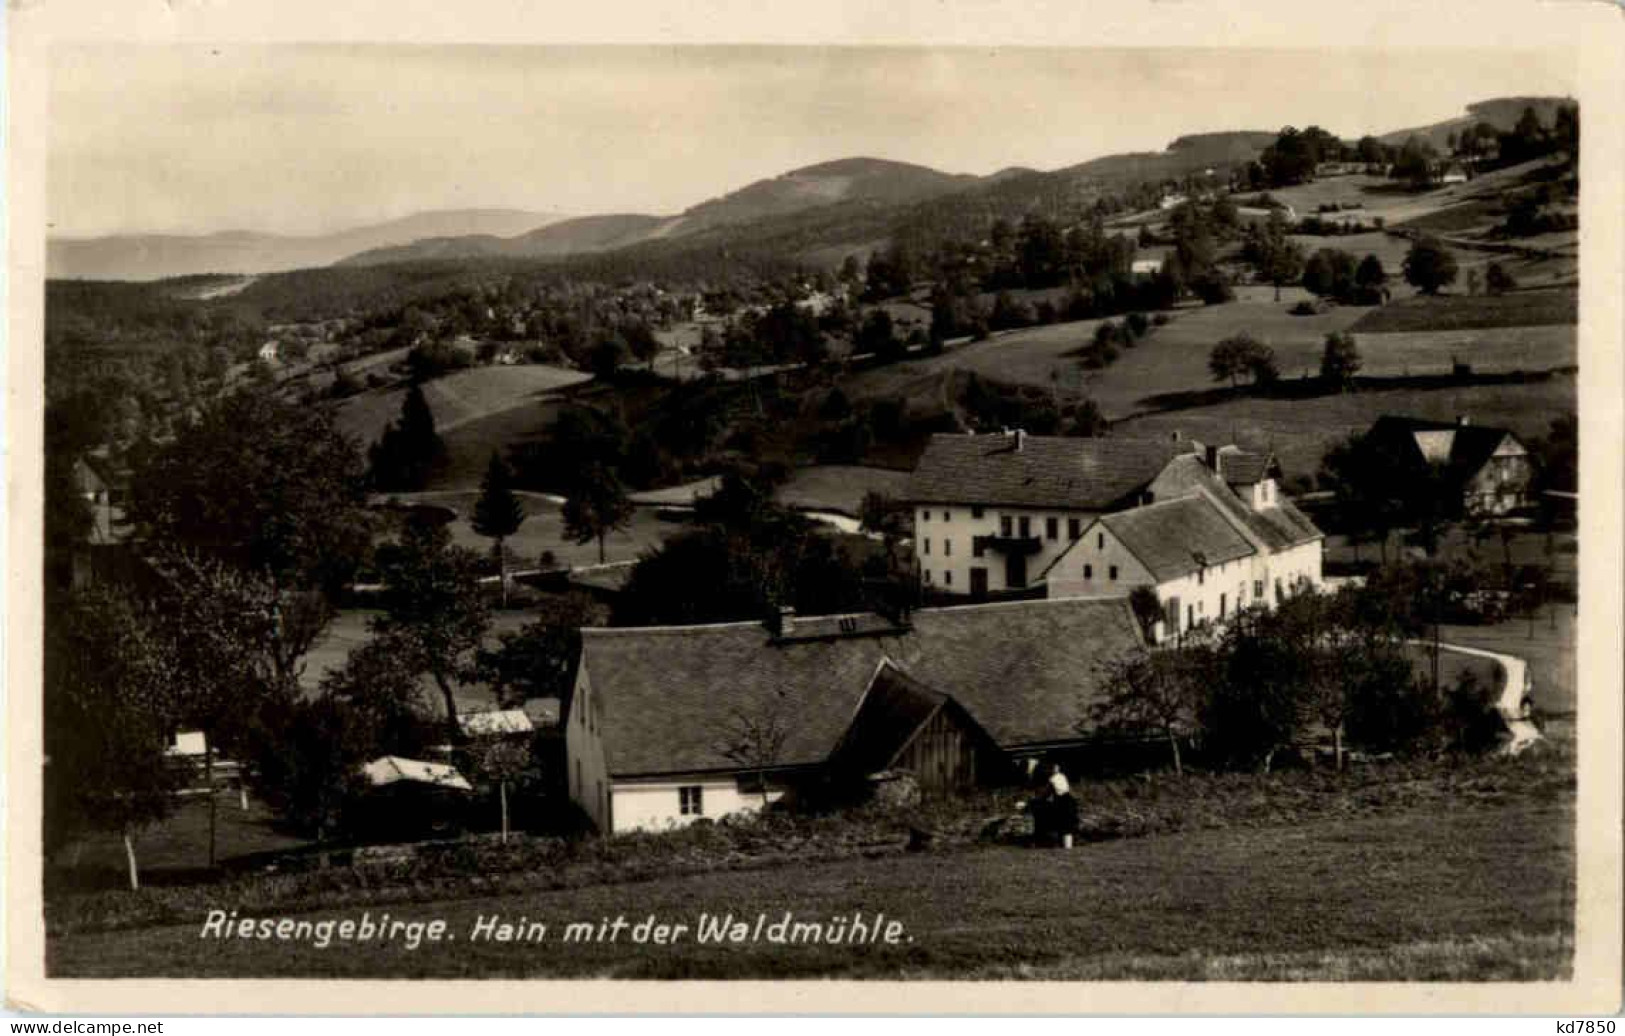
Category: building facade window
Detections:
[
  {"x1": 944, "y1": 570, "x2": 953, "y2": 586},
  {"x1": 942, "y1": 510, "x2": 951, "y2": 522},
  {"x1": 920, "y1": 510, "x2": 929, "y2": 523},
  {"x1": 1254, "y1": 580, "x2": 1264, "y2": 599},
  {"x1": 972, "y1": 506, "x2": 984, "y2": 519},
  {"x1": 923, "y1": 538, "x2": 931, "y2": 555},
  {"x1": 1109, "y1": 565, "x2": 1119, "y2": 581},
  {"x1": 1068, "y1": 518, "x2": 1081, "y2": 540},
  {"x1": 679, "y1": 785, "x2": 704, "y2": 816},
  {"x1": 1018, "y1": 516, "x2": 1031, "y2": 537},
  {"x1": 944, "y1": 539, "x2": 952, "y2": 557},
  {"x1": 1097, "y1": 533, "x2": 1105, "y2": 549},
  {"x1": 1000, "y1": 516, "x2": 1013, "y2": 537},
  {"x1": 1046, "y1": 517, "x2": 1059, "y2": 540},
  {"x1": 1083, "y1": 564, "x2": 1093, "y2": 579}
]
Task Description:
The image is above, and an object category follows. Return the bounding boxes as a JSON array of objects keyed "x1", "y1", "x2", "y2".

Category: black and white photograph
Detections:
[{"x1": 9, "y1": 0, "x2": 1623, "y2": 1015}]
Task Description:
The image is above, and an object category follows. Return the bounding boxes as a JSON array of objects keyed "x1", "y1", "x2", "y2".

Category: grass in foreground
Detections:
[{"x1": 46, "y1": 798, "x2": 1573, "y2": 979}]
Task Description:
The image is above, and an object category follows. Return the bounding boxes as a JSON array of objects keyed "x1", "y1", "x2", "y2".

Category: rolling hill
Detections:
[
  {"x1": 1379, "y1": 96, "x2": 1575, "y2": 149},
  {"x1": 334, "y1": 158, "x2": 979, "y2": 267},
  {"x1": 335, "y1": 214, "x2": 668, "y2": 267},
  {"x1": 48, "y1": 208, "x2": 568, "y2": 281}
]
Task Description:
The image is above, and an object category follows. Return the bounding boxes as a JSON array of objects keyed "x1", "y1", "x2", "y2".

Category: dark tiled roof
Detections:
[
  {"x1": 578, "y1": 597, "x2": 1144, "y2": 777},
  {"x1": 1366, "y1": 416, "x2": 1519, "y2": 481},
  {"x1": 827, "y1": 662, "x2": 950, "y2": 777},
  {"x1": 1100, "y1": 496, "x2": 1256, "y2": 582},
  {"x1": 1217, "y1": 449, "x2": 1274, "y2": 486},
  {"x1": 905, "y1": 433, "x2": 1195, "y2": 510},
  {"x1": 1149, "y1": 456, "x2": 1321, "y2": 552}
]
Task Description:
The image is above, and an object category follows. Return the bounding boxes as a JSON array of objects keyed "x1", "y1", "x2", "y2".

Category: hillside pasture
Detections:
[
  {"x1": 1349, "y1": 288, "x2": 1577, "y2": 334},
  {"x1": 839, "y1": 297, "x2": 1565, "y2": 422},
  {"x1": 775, "y1": 465, "x2": 911, "y2": 517},
  {"x1": 333, "y1": 365, "x2": 590, "y2": 467},
  {"x1": 365, "y1": 488, "x2": 678, "y2": 572},
  {"x1": 1111, "y1": 372, "x2": 1575, "y2": 479},
  {"x1": 1352, "y1": 325, "x2": 1575, "y2": 378},
  {"x1": 48, "y1": 797, "x2": 1572, "y2": 980}
]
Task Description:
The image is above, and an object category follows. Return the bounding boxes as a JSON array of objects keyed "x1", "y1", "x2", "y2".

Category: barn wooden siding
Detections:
[{"x1": 895, "y1": 707, "x2": 983, "y2": 792}]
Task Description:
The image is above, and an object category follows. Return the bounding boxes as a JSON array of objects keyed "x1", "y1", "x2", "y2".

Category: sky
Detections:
[{"x1": 47, "y1": 45, "x2": 1578, "y2": 239}]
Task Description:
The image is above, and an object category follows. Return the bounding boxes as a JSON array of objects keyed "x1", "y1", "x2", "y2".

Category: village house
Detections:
[
  {"x1": 905, "y1": 430, "x2": 1319, "y2": 599},
  {"x1": 1042, "y1": 446, "x2": 1324, "y2": 641},
  {"x1": 1358, "y1": 415, "x2": 1534, "y2": 517},
  {"x1": 564, "y1": 597, "x2": 1144, "y2": 833}
]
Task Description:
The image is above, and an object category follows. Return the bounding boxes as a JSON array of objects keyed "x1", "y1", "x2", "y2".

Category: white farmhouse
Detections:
[
  {"x1": 1044, "y1": 446, "x2": 1324, "y2": 640},
  {"x1": 564, "y1": 598, "x2": 1145, "y2": 833},
  {"x1": 904, "y1": 430, "x2": 1207, "y2": 596}
]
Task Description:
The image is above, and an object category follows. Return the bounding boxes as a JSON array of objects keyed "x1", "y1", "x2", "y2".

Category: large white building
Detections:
[
  {"x1": 904, "y1": 431, "x2": 1323, "y2": 637},
  {"x1": 904, "y1": 431, "x2": 1207, "y2": 596},
  {"x1": 1043, "y1": 446, "x2": 1323, "y2": 641}
]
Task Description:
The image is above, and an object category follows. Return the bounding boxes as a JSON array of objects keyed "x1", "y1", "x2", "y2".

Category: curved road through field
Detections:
[{"x1": 1418, "y1": 640, "x2": 1543, "y2": 754}]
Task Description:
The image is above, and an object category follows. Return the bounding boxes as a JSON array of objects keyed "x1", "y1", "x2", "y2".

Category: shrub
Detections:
[
  {"x1": 1288, "y1": 301, "x2": 1319, "y2": 316},
  {"x1": 1125, "y1": 311, "x2": 1150, "y2": 337},
  {"x1": 1485, "y1": 262, "x2": 1519, "y2": 296},
  {"x1": 1151, "y1": 313, "x2": 1170, "y2": 326},
  {"x1": 1191, "y1": 272, "x2": 1235, "y2": 305}
]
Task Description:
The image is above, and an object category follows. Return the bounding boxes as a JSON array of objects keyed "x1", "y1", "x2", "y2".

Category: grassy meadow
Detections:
[
  {"x1": 1111, "y1": 372, "x2": 1575, "y2": 479},
  {"x1": 48, "y1": 794, "x2": 1573, "y2": 980}
]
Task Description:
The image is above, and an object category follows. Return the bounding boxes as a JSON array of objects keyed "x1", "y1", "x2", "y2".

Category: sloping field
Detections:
[
  {"x1": 364, "y1": 489, "x2": 678, "y2": 572},
  {"x1": 48, "y1": 798, "x2": 1572, "y2": 979},
  {"x1": 775, "y1": 465, "x2": 911, "y2": 516},
  {"x1": 1112, "y1": 373, "x2": 1575, "y2": 479},
  {"x1": 1350, "y1": 288, "x2": 1577, "y2": 334},
  {"x1": 1353, "y1": 325, "x2": 1575, "y2": 378},
  {"x1": 334, "y1": 365, "x2": 590, "y2": 456}
]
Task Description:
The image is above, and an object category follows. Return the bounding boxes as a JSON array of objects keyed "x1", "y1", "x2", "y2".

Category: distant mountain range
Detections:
[
  {"x1": 47, "y1": 99, "x2": 1575, "y2": 282},
  {"x1": 47, "y1": 209, "x2": 566, "y2": 281},
  {"x1": 337, "y1": 158, "x2": 978, "y2": 268}
]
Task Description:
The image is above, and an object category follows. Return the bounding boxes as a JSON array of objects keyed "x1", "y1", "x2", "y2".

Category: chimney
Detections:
[
  {"x1": 767, "y1": 605, "x2": 796, "y2": 638},
  {"x1": 1204, "y1": 443, "x2": 1220, "y2": 471},
  {"x1": 1014, "y1": 428, "x2": 1026, "y2": 452}
]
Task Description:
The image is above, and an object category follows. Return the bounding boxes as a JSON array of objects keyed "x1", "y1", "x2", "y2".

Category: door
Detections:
[
  {"x1": 1005, "y1": 552, "x2": 1027, "y2": 589},
  {"x1": 970, "y1": 567, "x2": 989, "y2": 597}
]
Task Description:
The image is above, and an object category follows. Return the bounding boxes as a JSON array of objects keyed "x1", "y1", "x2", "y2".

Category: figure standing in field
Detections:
[{"x1": 1046, "y1": 762, "x2": 1078, "y2": 849}]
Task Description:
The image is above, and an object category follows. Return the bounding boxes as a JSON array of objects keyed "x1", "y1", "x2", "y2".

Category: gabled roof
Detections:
[
  {"x1": 363, "y1": 756, "x2": 473, "y2": 792},
  {"x1": 827, "y1": 661, "x2": 953, "y2": 777},
  {"x1": 578, "y1": 597, "x2": 1144, "y2": 778},
  {"x1": 1366, "y1": 416, "x2": 1522, "y2": 481},
  {"x1": 1149, "y1": 455, "x2": 1321, "y2": 552},
  {"x1": 905, "y1": 433, "x2": 1196, "y2": 510},
  {"x1": 1216, "y1": 449, "x2": 1275, "y2": 486},
  {"x1": 1098, "y1": 494, "x2": 1256, "y2": 582}
]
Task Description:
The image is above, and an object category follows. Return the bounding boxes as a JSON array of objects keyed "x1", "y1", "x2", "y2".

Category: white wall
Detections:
[
  {"x1": 611, "y1": 776, "x2": 786, "y2": 834},
  {"x1": 1046, "y1": 519, "x2": 1324, "y2": 642},
  {"x1": 564, "y1": 664, "x2": 611, "y2": 832},
  {"x1": 915, "y1": 504, "x2": 1097, "y2": 595}
]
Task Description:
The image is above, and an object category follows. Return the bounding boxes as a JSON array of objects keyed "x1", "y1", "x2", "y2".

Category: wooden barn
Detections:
[{"x1": 828, "y1": 661, "x2": 1003, "y2": 793}]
